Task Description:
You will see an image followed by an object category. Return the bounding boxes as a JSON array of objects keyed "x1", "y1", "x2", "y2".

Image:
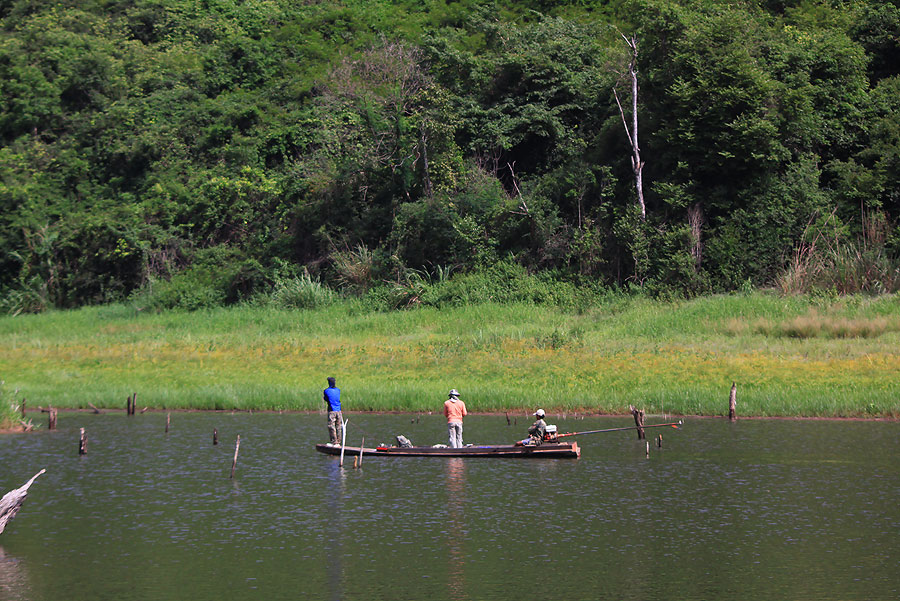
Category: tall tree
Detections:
[{"x1": 614, "y1": 32, "x2": 646, "y2": 220}]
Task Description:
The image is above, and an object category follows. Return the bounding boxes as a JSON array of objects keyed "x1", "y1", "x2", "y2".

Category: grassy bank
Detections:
[{"x1": 1, "y1": 293, "x2": 898, "y2": 418}]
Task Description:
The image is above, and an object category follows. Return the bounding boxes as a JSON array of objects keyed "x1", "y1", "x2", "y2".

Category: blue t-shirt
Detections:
[{"x1": 324, "y1": 386, "x2": 341, "y2": 411}]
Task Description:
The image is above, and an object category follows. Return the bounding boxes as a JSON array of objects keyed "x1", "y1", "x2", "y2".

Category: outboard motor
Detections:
[{"x1": 543, "y1": 424, "x2": 559, "y2": 443}]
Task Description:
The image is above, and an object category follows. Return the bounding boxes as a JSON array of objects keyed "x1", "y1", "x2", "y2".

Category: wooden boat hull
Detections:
[{"x1": 315, "y1": 442, "x2": 580, "y2": 458}]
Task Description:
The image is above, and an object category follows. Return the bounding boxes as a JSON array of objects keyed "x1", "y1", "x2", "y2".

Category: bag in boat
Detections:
[{"x1": 396, "y1": 434, "x2": 413, "y2": 448}]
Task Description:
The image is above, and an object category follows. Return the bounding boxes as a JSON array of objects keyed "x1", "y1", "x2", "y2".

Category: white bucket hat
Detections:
[{"x1": 534, "y1": 409, "x2": 545, "y2": 417}]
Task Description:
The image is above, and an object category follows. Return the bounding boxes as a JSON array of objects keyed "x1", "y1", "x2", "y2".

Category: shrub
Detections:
[
  {"x1": 419, "y1": 261, "x2": 584, "y2": 308},
  {"x1": 270, "y1": 274, "x2": 336, "y2": 309}
]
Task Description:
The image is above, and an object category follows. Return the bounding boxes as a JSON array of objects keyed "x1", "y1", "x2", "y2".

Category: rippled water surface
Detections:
[{"x1": 1, "y1": 413, "x2": 897, "y2": 601}]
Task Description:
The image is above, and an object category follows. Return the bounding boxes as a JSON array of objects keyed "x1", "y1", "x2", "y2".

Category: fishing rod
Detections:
[{"x1": 555, "y1": 420, "x2": 683, "y2": 438}]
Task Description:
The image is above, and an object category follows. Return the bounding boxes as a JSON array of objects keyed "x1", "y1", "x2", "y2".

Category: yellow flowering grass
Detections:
[{"x1": 1, "y1": 294, "x2": 898, "y2": 417}]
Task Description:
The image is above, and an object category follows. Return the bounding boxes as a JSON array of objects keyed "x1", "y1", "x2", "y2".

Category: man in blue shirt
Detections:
[{"x1": 324, "y1": 376, "x2": 342, "y2": 445}]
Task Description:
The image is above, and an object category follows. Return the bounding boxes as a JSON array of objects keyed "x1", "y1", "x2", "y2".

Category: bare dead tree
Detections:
[
  {"x1": 688, "y1": 202, "x2": 704, "y2": 271},
  {"x1": 613, "y1": 33, "x2": 646, "y2": 220},
  {"x1": 507, "y1": 162, "x2": 530, "y2": 217}
]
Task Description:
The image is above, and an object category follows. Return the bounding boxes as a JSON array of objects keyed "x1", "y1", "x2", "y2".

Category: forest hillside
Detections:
[{"x1": 2, "y1": 0, "x2": 899, "y2": 312}]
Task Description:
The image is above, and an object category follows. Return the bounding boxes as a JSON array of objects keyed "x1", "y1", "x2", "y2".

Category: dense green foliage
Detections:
[{"x1": 2, "y1": 0, "x2": 899, "y2": 312}]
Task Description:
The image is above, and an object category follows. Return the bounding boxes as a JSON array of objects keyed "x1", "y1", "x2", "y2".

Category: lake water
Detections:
[{"x1": 1, "y1": 413, "x2": 897, "y2": 601}]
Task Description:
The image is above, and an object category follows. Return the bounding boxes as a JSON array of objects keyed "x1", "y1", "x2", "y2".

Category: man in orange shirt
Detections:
[{"x1": 443, "y1": 389, "x2": 467, "y2": 448}]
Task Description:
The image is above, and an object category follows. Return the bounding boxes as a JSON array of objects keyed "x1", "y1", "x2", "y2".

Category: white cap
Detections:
[
  {"x1": 534, "y1": 409, "x2": 545, "y2": 417},
  {"x1": 448, "y1": 389, "x2": 460, "y2": 397}
]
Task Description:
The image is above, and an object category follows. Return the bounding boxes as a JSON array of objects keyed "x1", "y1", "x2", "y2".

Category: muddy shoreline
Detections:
[{"x1": 3, "y1": 407, "x2": 895, "y2": 436}]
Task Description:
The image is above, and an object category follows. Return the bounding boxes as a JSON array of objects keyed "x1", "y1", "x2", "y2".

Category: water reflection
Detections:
[
  {"x1": 324, "y1": 460, "x2": 346, "y2": 601},
  {"x1": 0, "y1": 545, "x2": 28, "y2": 601},
  {"x1": 445, "y1": 458, "x2": 467, "y2": 601}
]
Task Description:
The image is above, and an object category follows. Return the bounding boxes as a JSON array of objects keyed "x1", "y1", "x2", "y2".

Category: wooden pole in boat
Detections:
[
  {"x1": 79, "y1": 428, "x2": 87, "y2": 455},
  {"x1": 359, "y1": 437, "x2": 365, "y2": 467},
  {"x1": 339, "y1": 419, "x2": 348, "y2": 467},
  {"x1": 230, "y1": 435, "x2": 241, "y2": 478},
  {"x1": 729, "y1": 382, "x2": 737, "y2": 421}
]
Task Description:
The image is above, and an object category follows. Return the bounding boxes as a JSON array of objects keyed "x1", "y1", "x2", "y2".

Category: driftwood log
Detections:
[{"x1": 0, "y1": 469, "x2": 45, "y2": 534}]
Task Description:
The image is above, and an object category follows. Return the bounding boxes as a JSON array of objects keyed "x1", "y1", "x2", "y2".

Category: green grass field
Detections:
[{"x1": 2, "y1": 292, "x2": 899, "y2": 419}]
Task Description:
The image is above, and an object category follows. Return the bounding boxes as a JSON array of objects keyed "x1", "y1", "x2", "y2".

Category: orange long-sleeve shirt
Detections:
[{"x1": 443, "y1": 398, "x2": 467, "y2": 422}]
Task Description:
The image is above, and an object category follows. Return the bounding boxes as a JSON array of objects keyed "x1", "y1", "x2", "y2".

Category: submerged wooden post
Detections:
[
  {"x1": 230, "y1": 435, "x2": 241, "y2": 478},
  {"x1": 646, "y1": 441, "x2": 650, "y2": 458},
  {"x1": 48, "y1": 408, "x2": 57, "y2": 430},
  {"x1": 656, "y1": 434, "x2": 663, "y2": 448},
  {"x1": 213, "y1": 428, "x2": 218, "y2": 445},
  {"x1": 630, "y1": 406, "x2": 645, "y2": 440},
  {"x1": 79, "y1": 428, "x2": 87, "y2": 455},
  {"x1": 165, "y1": 413, "x2": 170, "y2": 433},
  {"x1": 729, "y1": 382, "x2": 737, "y2": 422},
  {"x1": 505, "y1": 412, "x2": 511, "y2": 426}
]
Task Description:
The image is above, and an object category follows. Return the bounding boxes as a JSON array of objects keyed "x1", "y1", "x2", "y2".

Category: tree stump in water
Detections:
[
  {"x1": 0, "y1": 470, "x2": 45, "y2": 535},
  {"x1": 630, "y1": 406, "x2": 645, "y2": 440},
  {"x1": 230, "y1": 435, "x2": 241, "y2": 479},
  {"x1": 729, "y1": 382, "x2": 737, "y2": 421}
]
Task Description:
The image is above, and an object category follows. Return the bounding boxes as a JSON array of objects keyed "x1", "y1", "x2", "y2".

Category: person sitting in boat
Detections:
[{"x1": 527, "y1": 409, "x2": 547, "y2": 445}]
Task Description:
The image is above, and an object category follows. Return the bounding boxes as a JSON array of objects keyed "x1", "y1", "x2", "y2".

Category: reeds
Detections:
[
  {"x1": 777, "y1": 210, "x2": 900, "y2": 295},
  {"x1": 727, "y1": 311, "x2": 900, "y2": 339},
  {"x1": 0, "y1": 381, "x2": 31, "y2": 430}
]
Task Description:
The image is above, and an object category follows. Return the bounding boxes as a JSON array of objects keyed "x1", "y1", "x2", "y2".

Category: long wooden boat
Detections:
[{"x1": 315, "y1": 441, "x2": 580, "y2": 458}]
